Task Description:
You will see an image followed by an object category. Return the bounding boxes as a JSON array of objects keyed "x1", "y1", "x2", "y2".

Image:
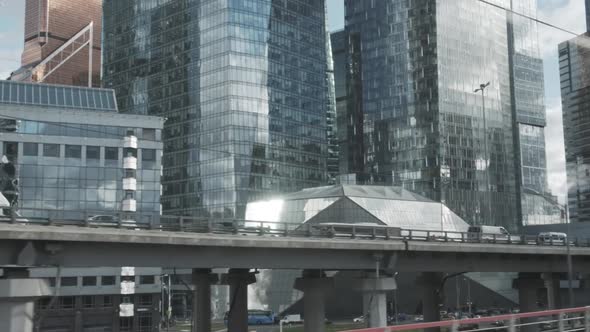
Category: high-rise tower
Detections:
[
  {"x1": 336, "y1": 0, "x2": 560, "y2": 230},
  {"x1": 10, "y1": 0, "x2": 101, "y2": 87},
  {"x1": 103, "y1": 0, "x2": 330, "y2": 218}
]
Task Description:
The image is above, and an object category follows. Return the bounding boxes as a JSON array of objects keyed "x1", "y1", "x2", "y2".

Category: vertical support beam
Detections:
[
  {"x1": 417, "y1": 272, "x2": 444, "y2": 332},
  {"x1": 513, "y1": 273, "x2": 544, "y2": 332},
  {"x1": 542, "y1": 273, "x2": 562, "y2": 310},
  {"x1": 0, "y1": 299, "x2": 35, "y2": 332},
  {"x1": 223, "y1": 269, "x2": 256, "y2": 332},
  {"x1": 294, "y1": 270, "x2": 334, "y2": 332},
  {"x1": 88, "y1": 21, "x2": 93, "y2": 87},
  {"x1": 353, "y1": 273, "x2": 396, "y2": 328},
  {"x1": 192, "y1": 269, "x2": 218, "y2": 332}
]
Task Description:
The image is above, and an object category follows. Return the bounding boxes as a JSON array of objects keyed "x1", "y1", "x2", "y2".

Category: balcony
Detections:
[
  {"x1": 120, "y1": 281, "x2": 136, "y2": 295},
  {"x1": 122, "y1": 199, "x2": 137, "y2": 212},
  {"x1": 119, "y1": 303, "x2": 134, "y2": 317},
  {"x1": 123, "y1": 156, "x2": 137, "y2": 170},
  {"x1": 123, "y1": 136, "x2": 138, "y2": 149},
  {"x1": 122, "y1": 178, "x2": 137, "y2": 191}
]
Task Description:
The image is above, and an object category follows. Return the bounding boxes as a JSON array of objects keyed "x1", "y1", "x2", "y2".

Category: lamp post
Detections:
[{"x1": 474, "y1": 82, "x2": 491, "y2": 225}]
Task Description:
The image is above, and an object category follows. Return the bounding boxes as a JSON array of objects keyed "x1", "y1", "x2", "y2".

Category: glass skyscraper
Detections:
[
  {"x1": 103, "y1": 0, "x2": 329, "y2": 218},
  {"x1": 559, "y1": 32, "x2": 590, "y2": 223},
  {"x1": 338, "y1": 0, "x2": 558, "y2": 230}
]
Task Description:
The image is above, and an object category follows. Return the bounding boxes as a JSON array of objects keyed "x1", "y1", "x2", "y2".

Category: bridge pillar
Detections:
[
  {"x1": 417, "y1": 272, "x2": 443, "y2": 332},
  {"x1": 0, "y1": 270, "x2": 52, "y2": 332},
  {"x1": 353, "y1": 273, "x2": 396, "y2": 328},
  {"x1": 542, "y1": 273, "x2": 562, "y2": 309},
  {"x1": 294, "y1": 270, "x2": 334, "y2": 332},
  {"x1": 192, "y1": 269, "x2": 218, "y2": 332},
  {"x1": 513, "y1": 273, "x2": 544, "y2": 332},
  {"x1": 222, "y1": 269, "x2": 256, "y2": 332}
]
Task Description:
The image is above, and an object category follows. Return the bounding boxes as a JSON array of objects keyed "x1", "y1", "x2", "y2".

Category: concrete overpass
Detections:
[{"x1": 1, "y1": 223, "x2": 590, "y2": 332}]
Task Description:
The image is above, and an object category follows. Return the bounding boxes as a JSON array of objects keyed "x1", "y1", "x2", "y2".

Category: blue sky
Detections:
[{"x1": 0, "y1": 0, "x2": 586, "y2": 203}]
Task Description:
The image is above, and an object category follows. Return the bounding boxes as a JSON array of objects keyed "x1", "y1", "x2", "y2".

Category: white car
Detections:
[{"x1": 353, "y1": 315, "x2": 365, "y2": 323}]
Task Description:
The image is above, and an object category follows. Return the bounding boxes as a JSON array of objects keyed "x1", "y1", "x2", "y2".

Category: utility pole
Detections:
[{"x1": 474, "y1": 82, "x2": 491, "y2": 225}]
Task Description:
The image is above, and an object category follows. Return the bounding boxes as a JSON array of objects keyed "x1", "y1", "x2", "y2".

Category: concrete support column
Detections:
[
  {"x1": 0, "y1": 299, "x2": 35, "y2": 332},
  {"x1": 222, "y1": 269, "x2": 256, "y2": 332},
  {"x1": 513, "y1": 273, "x2": 544, "y2": 332},
  {"x1": 294, "y1": 270, "x2": 334, "y2": 332},
  {"x1": 353, "y1": 273, "x2": 396, "y2": 328},
  {"x1": 0, "y1": 275, "x2": 52, "y2": 332},
  {"x1": 417, "y1": 272, "x2": 444, "y2": 332},
  {"x1": 542, "y1": 273, "x2": 562, "y2": 309},
  {"x1": 192, "y1": 269, "x2": 218, "y2": 332}
]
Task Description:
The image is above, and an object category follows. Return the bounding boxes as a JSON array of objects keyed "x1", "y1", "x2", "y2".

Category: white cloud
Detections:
[{"x1": 538, "y1": 0, "x2": 586, "y2": 58}]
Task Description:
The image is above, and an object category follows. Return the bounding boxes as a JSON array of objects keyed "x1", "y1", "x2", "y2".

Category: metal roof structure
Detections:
[{"x1": 245, "y1": 184, "x2": 469, "y2": 232}]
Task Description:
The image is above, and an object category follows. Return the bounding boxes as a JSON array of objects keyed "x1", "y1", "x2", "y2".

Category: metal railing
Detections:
[
  {"x1": 342, "y1": 306, "x2": 590, "y2": 332},
  {"x1": 1, "y1": 207, "x2": 589, "y2": 248}
]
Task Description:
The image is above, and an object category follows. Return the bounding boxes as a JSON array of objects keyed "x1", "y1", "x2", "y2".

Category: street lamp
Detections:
[{"x1": 474, "y1": 82, "x2": 491, "y2": 225}]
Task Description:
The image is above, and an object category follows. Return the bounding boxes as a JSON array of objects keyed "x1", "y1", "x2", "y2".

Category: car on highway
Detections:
[
  {"x1": 537, "y1": 232, "x2": 567, "y2": 245},
  {"x1": 353, "y1": 315, "x2": 365, "y2": 323},
  {"x1": 87, "y1": 215, "x2": 119, "y2": 225},
  {"x1": 281, "y1": 314, "x2": 303, "y2": 325},
  {"x1": 467, "y1": 226, "x2": 520, "y2": 242}
]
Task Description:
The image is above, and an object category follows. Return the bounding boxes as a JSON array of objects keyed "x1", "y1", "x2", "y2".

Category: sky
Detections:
[{"x1": 0, "y1": 0, "x2": 586, "y2": 204}]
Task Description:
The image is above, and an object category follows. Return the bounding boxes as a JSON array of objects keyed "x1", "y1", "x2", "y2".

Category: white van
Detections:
[
  {"x1": 537, "y1": 232, "x2": 567, "y2": 245},
  {"x1": 467, "y1": 226, "x2": 512, "y2": 242}
]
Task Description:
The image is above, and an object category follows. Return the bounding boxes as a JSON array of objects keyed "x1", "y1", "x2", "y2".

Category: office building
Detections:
[
  {"x1": 10, "y1": 0, "x2": 102, "y2": 87},
  {"x1": 103, "y1": 0, "x2": 330, "y2": 219},
  {"x1": 335, "y1": 0, "x2": 561, "y2": 230},
  {"x1": 0, "y1": 80, "x2": 163, "y2": 221},
  {"x1": 0, "y1": 80, "x2": 165, "y2": 331},
  {"x1": 559, "y1": 32, "x2": 590, "y2": 223}
]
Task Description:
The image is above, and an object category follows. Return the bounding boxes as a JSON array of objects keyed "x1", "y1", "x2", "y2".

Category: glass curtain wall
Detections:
[{"x1": 103, "y1": 0, "x2": 329, "y2": 218}]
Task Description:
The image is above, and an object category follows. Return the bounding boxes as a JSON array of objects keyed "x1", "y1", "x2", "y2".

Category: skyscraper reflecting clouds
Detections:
[{"x1": 103, "y1": 0, "x2": 330, "y2": 218}]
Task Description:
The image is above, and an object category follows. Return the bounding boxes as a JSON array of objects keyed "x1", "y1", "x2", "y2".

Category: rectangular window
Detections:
[
  {"x1": 3, "y1": 142, "x2": 18, "y2": 161},
  {"x1": 138, "y1": 294, "x2": 152, "y2": 306},
  {"x1": 82, "y1": 276, "x2": 97, "y2": 286},
  {"x1": 58, "y1": 296, "x2": 75, "y2": 309},
  {"x1": 139, "y1": 275, "x2": 155, "y2": 285},
  {"x1": 142, "y1": 149, "x2": 156, "y2": 162},
  {"x1": 101, "y1": 276, "x2": 116, "y2": 286},
  {"x1": 60, "y1": 276, "x2": 78, "y2": 287},
  {"x1": 82, "y1": 296, "x2": 95, "y2": 308},
  {"x1": 86, "y1": 146, "x2": 100, "y2": 160},
  {"x1": 142, "y1": 128, "x2": 156, "y2": 140},
  {"x1": 103, "y1": 295, "x2": 113, "y2": 307},
  {"x1": 120, "y1": 317, "x2": 133, "y2": 332},
  {"x1": 23, "y1": 143, "x2": 38, "y2": 156},
  {"x1": 65, "y1": 145, "x2": 82, "y2": 158},
  {"x1": 105, "y1": 147, "x2": 118, "y2": 160},
  {"x1": 43, "y1": 144, "x2": 60, "y2": 157}
]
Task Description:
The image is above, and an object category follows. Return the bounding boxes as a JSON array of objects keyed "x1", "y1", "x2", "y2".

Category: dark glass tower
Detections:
[
  {"x1": 337, "y1": 0, "x2": 556, "y2": 230},
  {"x1": 103, "y1": 0, "x2": 329, "y2": 218},
  {"x1": 559, "y1": 32, "x2": 590, "y2": 223}
]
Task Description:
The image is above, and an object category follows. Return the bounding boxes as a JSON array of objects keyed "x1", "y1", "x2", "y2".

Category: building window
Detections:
[
  {"x1": 3, "y1": 142, "x2": 18, "y2": 161},
  {"x1": 103, "y1": 296, "x2": 113, "y2": 307},
  {"x1": 43, "y1": 144, "x2": 60, "y2": 157},
  {"x1": 139, "y1": 275, "x2": 155, "y2": 285},
  {"x1": 138, "y1": 294, "x2": 152, "y2": 306},
  {"x1": 65, "y1": 145, "x2": 82, "y2": 158},
  {"x1": 23, "y1": 143, "x2": 38, "y2": 156},
  {"x1": 138, "y1": 313, "x2": 152, "y2": 332},
  {"x1": 60, "y1": 276, "x2": 78, "y2": 287},
  {"x1": 142, "y1": 149, "x2": 156, "y2": 162},
  {"x1": 120, "y1": 317, "x2": 133, "y2": 332},
  {"x1": 86, "y1": 146, "x2": 100, "y2": 160},
  {"x1": 82, "y1": 276, "x2": 97, "y2": 286},
  {"x1": 37, "y1": 298, "x2": 51, "y2": 310},
  {"x1": 58, "y1": 296, "x2": 75, "y2": 309},
  {"x1": 142, "y1": 128, "x2": 156, "y2": 140},
  {"x1": 47, "y1": 277, "x2": 56, "y2": 287},
  {"x1": 105, "y1": 147, "x2": 118, "y2": 160},
  {"x1": 101, "y1": 275, "x2": 116, "y2": 286},
  {"x1": 82, "y1": 296, "x2": 95, "y2": 308}
]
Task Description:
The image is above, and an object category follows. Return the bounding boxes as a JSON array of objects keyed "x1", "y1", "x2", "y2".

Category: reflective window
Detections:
[
  {"x1": 43, "y1": 144, "x2": 60, "y2": 158},
  {"x1": 23, "y1": 143, "x2": 38, "y2": 156},
  {"x1": 65, "y1": 145, "x2": 82, "y2": 159},
  {"x1": 86, "y1": 146, "x2": 100, "y2": 160},
  {"x1": 105, "y1": 147, "x2": 118, "y2": 160}
]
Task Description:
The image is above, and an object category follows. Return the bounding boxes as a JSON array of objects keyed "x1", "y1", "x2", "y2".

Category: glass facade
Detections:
[
  {"x1": 103, "y1": 0, "x2": 330, "y2": 219},
  {"x1": 0, "y1": 80, "x2": 117, "y2": 112},
  {"x1": 337, "y1": 0, "x2": 557, "y2": 230},
  {"x1": 0, "y1": 82, "x2": 163, "y2": 221},
  {"x1": 559, "y1": 33, "x2": 590, "y2": 223}
]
